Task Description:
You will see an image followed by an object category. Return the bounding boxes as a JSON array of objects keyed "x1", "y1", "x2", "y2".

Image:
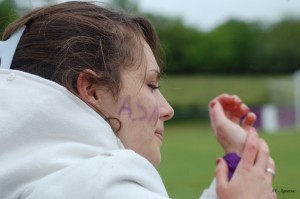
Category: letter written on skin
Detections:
[{"x1": 118, "y1": 96, "x2": 159, "y2": 125}]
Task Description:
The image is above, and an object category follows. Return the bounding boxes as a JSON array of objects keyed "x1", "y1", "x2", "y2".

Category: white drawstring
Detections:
[{"x1": 0, "y1": 26, "x2": 26, "y2": 69}]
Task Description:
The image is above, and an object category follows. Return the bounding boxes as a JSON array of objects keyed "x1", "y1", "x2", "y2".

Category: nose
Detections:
[{"x1": 159, "y1": 93, "x2": 174, "y2": 121}]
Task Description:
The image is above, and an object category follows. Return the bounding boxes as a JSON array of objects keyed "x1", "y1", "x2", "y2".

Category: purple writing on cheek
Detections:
[
  {"x1": 118, "y1": 96, "x2": 132, "y2": 118},
  {"x1": 118, "y1": 96, "x2": 159, "y2": 124}
]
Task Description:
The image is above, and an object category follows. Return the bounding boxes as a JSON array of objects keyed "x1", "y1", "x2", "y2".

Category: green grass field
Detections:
[{"x1": 157, "y1": 121, "x2": 300, "y2": 199}]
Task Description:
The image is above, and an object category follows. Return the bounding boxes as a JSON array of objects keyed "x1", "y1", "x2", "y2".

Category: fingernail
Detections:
[
  {"x1": 210, "y1": 101, "x2": 216, "y2": 108},
  {"x1": 216, "y1": 158, "x2": 221, "y2": 165}
]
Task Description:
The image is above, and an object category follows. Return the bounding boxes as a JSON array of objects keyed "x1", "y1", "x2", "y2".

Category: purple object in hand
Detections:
[{"x1": 223, "y1": 153, "x2": 241, "y2": 180}]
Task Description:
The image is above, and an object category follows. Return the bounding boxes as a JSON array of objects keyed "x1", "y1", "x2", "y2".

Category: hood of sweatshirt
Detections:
[{"x1": 0, "y1": 69, "x2": 124, "y2": 198}]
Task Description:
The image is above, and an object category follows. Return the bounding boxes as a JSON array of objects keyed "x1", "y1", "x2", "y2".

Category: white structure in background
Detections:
[
  {"x1": 261, "y1": 104, "x2": 278, "y2": 133},
  {"x1": 260, "y1": 74, "x2": 297, "y2": 133},
  {"x1": 293, "y1": 70, "x2": 300, "y2": 129}
]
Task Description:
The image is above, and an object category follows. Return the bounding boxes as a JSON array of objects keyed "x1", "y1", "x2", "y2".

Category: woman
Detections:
[{"x1": 0, "y1": 1, "x2": 276, "y2": 198}]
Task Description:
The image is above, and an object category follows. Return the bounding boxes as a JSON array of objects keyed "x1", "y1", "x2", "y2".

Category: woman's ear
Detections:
[{"x1": 77, "y1": 69, "x2": 101, "y2": 105}]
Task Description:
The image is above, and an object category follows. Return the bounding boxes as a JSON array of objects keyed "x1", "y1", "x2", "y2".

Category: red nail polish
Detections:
[
  {"x1": 210, "y1": 101, "x2": 216, "y2": 108},
  {"x1": 216, "y1": 158, "x2": 221, "y2": 165}
]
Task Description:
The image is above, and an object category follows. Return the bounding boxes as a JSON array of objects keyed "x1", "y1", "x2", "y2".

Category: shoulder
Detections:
[{"x1": 23, "y1": 150, "x2": 169, "y2": 199}]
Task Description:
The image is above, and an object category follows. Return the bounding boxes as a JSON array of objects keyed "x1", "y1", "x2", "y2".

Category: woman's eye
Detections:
[{"x1": 148, "y1": 84, "x2": 160, "y2": 90}]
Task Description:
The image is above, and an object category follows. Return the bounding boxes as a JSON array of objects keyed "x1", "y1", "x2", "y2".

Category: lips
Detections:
[{"x1": 155, "y1": 130, "x2": 163, "y2": 142}]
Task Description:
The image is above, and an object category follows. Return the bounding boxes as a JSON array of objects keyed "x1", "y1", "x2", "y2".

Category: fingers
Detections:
[
  {"x1": 239, "y1": 132, "x2": 276, "y2": 183},
  {"x1": 268, "y1": 157, "x2": 276, "y2": 172},
  {"x1": 241, "y1": 112, "x2": 257, "y2": 131},
  {"x1": 209, "y1": 100, "x2": 238, "y2": 132},
  {"x1": 255, "y1": 139, "x2": 276, "y2": 182},
  {"x1": 231, "y1": 104, "x2": 250, "y2": 118},
  {"x1": 210, "y1": 94, "x2": 256, "y2": 130},
  {"x1": 213, "y1": 94, "x2": 251, "y2": 119},
  {"x1": 209, "y1": 100, "x2": 231, "y2": 132},
  {"x1": 254, "y1": 139, "x2": 269, "y2": 170},
  {"x1": 209, "y1": 100, "x2": 225, "y2": 124},
  {"x1": 239, "y1": 130, "x2": 259, "y2": 170},
  {"x1": 266, "y1": 157, "x2": 276, "y2": 181},
  {"x1": 215, "y1": 158, "x2": 229, "y2": 191},
  {"x1": 216, "y1": 94, "x2": 242, "y2": 112}
]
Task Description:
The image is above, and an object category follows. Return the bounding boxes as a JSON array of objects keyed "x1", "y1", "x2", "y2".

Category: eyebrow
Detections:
[{"x1": 148, "y1": 69, "x2": 161, "y2": 81}]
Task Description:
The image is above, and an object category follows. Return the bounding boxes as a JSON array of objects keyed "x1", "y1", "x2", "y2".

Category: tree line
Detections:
[
  {"x1": 148, "y1": 14, "x2": 300, "y2": 75},
  {"x1": 1, "y1": 0, "x2": 300, "y2": 74}
]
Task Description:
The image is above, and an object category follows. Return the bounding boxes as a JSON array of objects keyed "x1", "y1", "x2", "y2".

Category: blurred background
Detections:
[{"x1": 1, "y1": 0, "x2": 300, "y2": 198}]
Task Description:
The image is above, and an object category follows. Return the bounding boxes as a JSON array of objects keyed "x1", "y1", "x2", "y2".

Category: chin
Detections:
[{"x1": 150, "y1": 153, "x2": 161, "y2": 167}]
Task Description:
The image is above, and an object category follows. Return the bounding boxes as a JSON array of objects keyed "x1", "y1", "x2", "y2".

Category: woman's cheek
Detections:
[
  {"x1": 148, "y1": 104, "x2": 159, "y2": 126},
  {"x1": 118, "y1": 95, "x2": 159, "y2": 126}
]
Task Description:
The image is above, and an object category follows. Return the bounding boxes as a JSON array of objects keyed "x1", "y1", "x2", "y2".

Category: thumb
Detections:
[
  {"x1": 215, "y1": 158, "x2": 229, "y2": 192},
  {"x1": 209, "y1": 100, "x2": 227, "y2": 131}
]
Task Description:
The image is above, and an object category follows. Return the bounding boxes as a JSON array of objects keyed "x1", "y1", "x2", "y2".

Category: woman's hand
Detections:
[
  {"x1": 209, "y1": 94, "x2": 256, "y2": 156},
  {"x1": 215, "y1": 130, "x2": 277, "y2": 199}
]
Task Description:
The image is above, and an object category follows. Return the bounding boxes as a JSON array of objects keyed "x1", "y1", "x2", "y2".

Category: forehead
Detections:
[
  {"x1": 124, "y1": 39, "x2": 160, "y2": 77},
  {"x1": 119, "y1": 42, "x2": 160, "y2": 94},
  {"x1": 142, "y1": 41, "x2": 160, "y2": 72}
]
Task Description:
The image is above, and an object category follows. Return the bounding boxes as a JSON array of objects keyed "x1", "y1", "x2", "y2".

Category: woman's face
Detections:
[{"x1": 98, "y1": 40, "x2": 174, "y2": 166}]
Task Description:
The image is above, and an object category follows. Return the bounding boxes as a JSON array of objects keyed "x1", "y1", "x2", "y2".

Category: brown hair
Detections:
[{"x1": 2, "y1": 1, "x2": 162, "y2": 99}]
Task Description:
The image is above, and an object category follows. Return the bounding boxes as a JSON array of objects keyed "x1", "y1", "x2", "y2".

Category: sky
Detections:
[
  {"x1": 135, "y1": 0, "x2": 300, "y2": 31},
  {"x1": 12, "y1": 0, "x2": 300, "y2": 31}
]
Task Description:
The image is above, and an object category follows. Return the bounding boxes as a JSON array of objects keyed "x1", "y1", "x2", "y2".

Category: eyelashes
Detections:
[{"x1": 148, "y1": 84, "x2": 160, "y2": 90}]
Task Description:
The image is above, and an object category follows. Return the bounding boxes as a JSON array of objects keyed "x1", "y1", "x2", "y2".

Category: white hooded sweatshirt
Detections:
[{"x1": 0, "y1": 69, "x2": 217, "y2": 199}]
